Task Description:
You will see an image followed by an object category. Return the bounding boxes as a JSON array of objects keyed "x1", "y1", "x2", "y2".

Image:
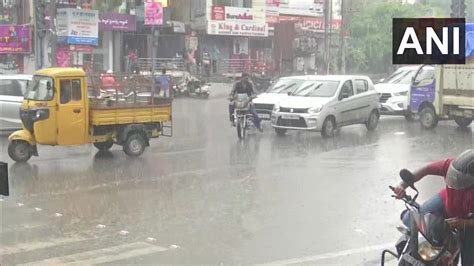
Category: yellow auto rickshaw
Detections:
[{"x1": 8, "y1": 67, "x2": 172, "y2": 162}]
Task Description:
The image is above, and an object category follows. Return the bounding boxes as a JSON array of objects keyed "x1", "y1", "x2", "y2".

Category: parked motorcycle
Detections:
[
  {"x1": 232, "y1": 94, "x2": 257, "y2": 139},
  {"x1": 382, "y1": 169, "x2": 472, "y2": 266},
  {"x1": 173, "y1": 76, "x2": 210, "y2": 98}
]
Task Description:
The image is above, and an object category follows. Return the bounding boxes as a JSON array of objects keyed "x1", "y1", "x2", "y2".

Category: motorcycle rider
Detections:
[
  {"x1": 391, "y1": 149, "x2": 474, "y2": 265},
  {"x1": 228, "y1": 72, "x2": 262, "y2": 132}
]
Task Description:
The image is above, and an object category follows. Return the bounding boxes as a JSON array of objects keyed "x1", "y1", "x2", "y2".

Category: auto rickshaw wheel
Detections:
[
  {"x1": 93, "y1": 141, "x2": 114, "y2": 151},
  {"x1": 8, "y1": 140, "x2": 32, "y2": 162},
  {"x1": 123, "y1": 133, "x2": 146, "y2": 157}
]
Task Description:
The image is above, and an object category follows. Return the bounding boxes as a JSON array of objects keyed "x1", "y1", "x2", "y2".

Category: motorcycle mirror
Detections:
[{"x1": 400, "y1": 169, "x2": 416, "y2": 188}]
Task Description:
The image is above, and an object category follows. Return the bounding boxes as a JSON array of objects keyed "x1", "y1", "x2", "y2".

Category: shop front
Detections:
[
  {"x1": 0, "y1": 24, "x2": 31, "y2": 74},
  {"x1": 98, "y1": 12, "x2": 137, "y2": 72},
  {"x1": 205, "y1": 3, "x2": 272, "y2": 74}
]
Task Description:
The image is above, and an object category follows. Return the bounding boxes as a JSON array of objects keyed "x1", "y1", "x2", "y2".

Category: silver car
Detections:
[
  {"x1": 0, "y1": 74, "x2": 32, "y2": 131},
  {"x1": 271, "y1": 75, "x2": 380, "y2": 137}
]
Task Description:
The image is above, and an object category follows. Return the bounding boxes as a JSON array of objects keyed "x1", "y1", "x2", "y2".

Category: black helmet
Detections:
[{"x1": 446, "y1": 149, "x2": 474, "y2": 189}]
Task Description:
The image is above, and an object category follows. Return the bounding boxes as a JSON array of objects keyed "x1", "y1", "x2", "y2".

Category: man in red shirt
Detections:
[{"x1": 392, "y1": 149, "x2": 474, "y2": 265}]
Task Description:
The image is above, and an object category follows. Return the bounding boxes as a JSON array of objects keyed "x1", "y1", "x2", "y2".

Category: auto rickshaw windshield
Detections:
[{"x1": 25, "y1": 76, "x2": 54, "y2": 101}]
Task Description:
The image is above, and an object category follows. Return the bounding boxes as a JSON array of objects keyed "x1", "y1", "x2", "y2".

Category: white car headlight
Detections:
[
  {"x1": 418, "y1": 235, "x2": 441, "y2": 261},
  {"x1": 273, "y1": 105, "x2": 280, "y2": 112},
  {"x1": 393, "y1": 91, "x2": 409, "y2": 96},
  {"x1": 308, "y1": 106, "x2": 322, "y2": 114}
]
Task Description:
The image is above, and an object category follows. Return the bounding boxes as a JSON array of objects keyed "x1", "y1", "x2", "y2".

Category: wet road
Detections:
[{"x1": 0, "y1": 83, "x2": 472, "y2": 265}]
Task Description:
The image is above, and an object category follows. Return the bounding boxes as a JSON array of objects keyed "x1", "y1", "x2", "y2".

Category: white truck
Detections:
[{"x1": 414, "y1": 63, "x2": 474, "y2": 129}]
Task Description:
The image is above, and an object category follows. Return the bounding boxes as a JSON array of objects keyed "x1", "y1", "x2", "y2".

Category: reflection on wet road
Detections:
[{"x1": 0, "y1": 83, "x2": 472, "y2": 265}]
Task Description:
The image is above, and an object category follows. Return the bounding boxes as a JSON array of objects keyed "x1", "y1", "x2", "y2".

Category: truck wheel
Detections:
[
  {"x1": 8, "y1": 140, "x2": 32, "y2": 162},
  {"x1": 419, "y1": 107, "x2": 438, "y2": 129},
  {"x1": 454, "y1": 117, "x2": 472, "y2": 128},
  {"x1": 321, "y1": 117, "x2": 336, "y2": 138},
  {"x1": 123, "y1": 133, "x2": 146, "y2": 157},
  {"x1": 274, "y1": 128, "x2": 287, "y2": 136},
  {"x1": 366, "y1": 110, "x2": 379, "y2": 131},
  {"x1": 93, "y1": 141, "x2": 114, "y2": 151}
]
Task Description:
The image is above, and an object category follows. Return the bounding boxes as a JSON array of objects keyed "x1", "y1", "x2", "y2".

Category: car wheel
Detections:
[
  {"x1": 123, "y1": 133, "x2": 146, "y2": 156},
  {"x1": 8, "y1": 140, "x2": 32, "y2": 162},
  {"x1": 274, "y1": 128, "x2": 287, "y2": 136},
  {"x1": 93, "y1": 140, "x2": 114, "y2": 151},
  {"x1": 419, "y1": 107, "x2": 438, "y2": 129},
  {"x1": 366, "y1": 110, "x2": 379, "y2": 131},
  {"x1": 454, "y1": 117, "x2": 472, "y2": 128},
  {"x1": 321, "y1": 117, "x2": 336, "y2": 138}
]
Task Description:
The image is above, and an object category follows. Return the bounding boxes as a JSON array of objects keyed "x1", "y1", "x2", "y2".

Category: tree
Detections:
[{"x1": 345, "y1": 2, "x2": 445, "y2": 74}]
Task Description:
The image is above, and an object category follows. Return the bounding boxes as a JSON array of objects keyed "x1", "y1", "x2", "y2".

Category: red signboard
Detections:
[{"x1": 211, "y1": 5, "x2": 225, "y2": 21}]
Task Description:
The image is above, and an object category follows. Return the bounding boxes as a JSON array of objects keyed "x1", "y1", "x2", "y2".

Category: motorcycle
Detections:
[
  {"x1": 382, "y1": 169, "x2": 472, "y2": 266},
  {"x1": 173, "y1": 77, "x2": 210, "y2": 98},
  {"x1": 232, "y1": 94, "x2": 257, "y2": 139}
]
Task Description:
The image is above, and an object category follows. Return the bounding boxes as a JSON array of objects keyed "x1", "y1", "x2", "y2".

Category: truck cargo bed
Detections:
[{"x1": 90, "y1": 103, "x2": 172, "y2": 126}]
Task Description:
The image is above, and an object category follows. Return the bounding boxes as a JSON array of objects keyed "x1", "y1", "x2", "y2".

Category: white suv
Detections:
[{"x1": 271, "y1": 75, "x2": 380, "y2": 137}]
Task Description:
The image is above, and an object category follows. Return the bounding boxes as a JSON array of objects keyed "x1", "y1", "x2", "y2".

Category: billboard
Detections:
[
  {"x1": 0, "y1": 25, "x2": 31, "y2": 54},
  {"x1": 57, "y1": 8, "x2": 99, "y2": 46}
]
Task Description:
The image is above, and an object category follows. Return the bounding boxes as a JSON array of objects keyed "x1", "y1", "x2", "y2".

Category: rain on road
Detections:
[{"x1": 0, "y1": 83, "x2": 472, "y2": 265}]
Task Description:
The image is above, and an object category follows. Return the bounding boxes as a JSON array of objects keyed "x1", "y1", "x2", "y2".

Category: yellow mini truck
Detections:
[{"x1": 8, "y1": 68, "x2": 172, "y2": 162}]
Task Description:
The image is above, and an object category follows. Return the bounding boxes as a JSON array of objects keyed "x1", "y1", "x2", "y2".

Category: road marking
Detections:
[
  {"x1": 21, "y1": 242, "x2": 169, "y2": 265},
  {"x1": 0, "y1": 236, "x2": 91, "y2": 256},
  {"x1": 259, "y1": 243, "x2": 393, "y2": 265}
]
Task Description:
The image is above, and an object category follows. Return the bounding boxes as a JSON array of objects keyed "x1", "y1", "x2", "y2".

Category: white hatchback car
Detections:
[
  {"x1": 271, "y1": 75, "x2": 380, "y2": 137},
  {"x1": 253, "y1": 76, "x2": 315, "y2": 121},
  {"x1": 0, "y1": 74, "x2": 32, "y2": 131}
]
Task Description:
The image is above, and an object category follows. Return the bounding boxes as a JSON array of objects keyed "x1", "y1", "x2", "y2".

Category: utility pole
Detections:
[
  {"x1": 339, "y1": 0, "x2": 345, "y2": 74},
  {"x1": 323, "y1": 0, "x2": 329, "y2": 74},
  {"x1": 50, "y1": 0, "x2": 57, "y2": 67},
  {"x1": 326, "y1": 0, "x2": 333, "y2": 74}
]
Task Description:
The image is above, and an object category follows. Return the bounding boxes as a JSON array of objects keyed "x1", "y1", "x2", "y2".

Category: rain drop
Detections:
[
  {"x1": 34, "y1": 207, "x2": 42, "y2": 212},
  {"x1": 17, "y1": 203, "x2": 24, "y2": 207},
  {"x1": 54, "y1": 213, "x2": 63, "y2": 217},
  {"x1": 394, "y1": 132, "x2": 405, "y2": 135},
  {"x1": 146, "y1": 237, "x2": 157, "y2": 242},
  {"x1": 96, "y1": 224, "x2": 106, "y2": 229},
  {"x1": 0, "y1": 198, "x2": 4, "y2": 202},
  {"x1": 169, "y1": 244, "x2": 180, "y2": 249}
]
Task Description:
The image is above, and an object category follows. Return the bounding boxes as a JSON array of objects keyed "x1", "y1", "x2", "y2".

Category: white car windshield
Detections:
[
  {"x1": 292, "y1": 80, "x2": 340, "y2": 97},
  {"x1": 25, "y1": 76, "x2": 54, "y2": 101},
  {"x1": 266, "y1": 78, "x2": 306, "y2": 94},
  {"x1": 384, "y1": 69, "x2": 416, "y2": 84}
]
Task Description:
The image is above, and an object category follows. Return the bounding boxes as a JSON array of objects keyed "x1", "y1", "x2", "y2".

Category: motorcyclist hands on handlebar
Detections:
[
  {"x1": 390, "y1": 149, "x2": 474, "y2": 265},
  {"x1": 228, "y1": 73, "x2": 262, "y2": 132}
]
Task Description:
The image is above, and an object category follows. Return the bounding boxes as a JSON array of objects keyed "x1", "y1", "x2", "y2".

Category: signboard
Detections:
[
  {"x1": 99, "y1": 13, "x2": 136, "y2": 32},
  {"x1": 0, "y1": 25, "x2": 31, "y2": 53},
  {"x1": 208, "y1": 21, "x2": 268, "y2": 37},
  {"x1": 57, "y1": 8, "x2": 99, "y2": 46},
  {"x1": 279, "y1": 16, "x2": 341, "y2": 32},
  {"x1": 211, "y1": 5, "x2": 225, "y2": 21},
  {"x1": 266, "y1": 0, "x2": 280, "y2": 24},
  {"x1": 144, "y1": 1, "x2": 163, "y2": 25}
]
